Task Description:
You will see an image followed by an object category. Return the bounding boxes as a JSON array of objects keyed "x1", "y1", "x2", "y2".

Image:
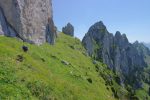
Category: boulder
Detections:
[
  {"x1": 61, "y1": 60, "x2": 70, "y2": 65},
  {"x1": 22, "y1": 46, "x2": 28, "y2": 52}
]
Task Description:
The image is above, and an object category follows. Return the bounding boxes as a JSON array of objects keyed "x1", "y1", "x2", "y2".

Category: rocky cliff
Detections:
[
  {"x1": 82, "y1": 21, "x2": 150, "y2": 87},
  {"x1": 0, "y1": 0, "x2": 56, "y2": 45}
]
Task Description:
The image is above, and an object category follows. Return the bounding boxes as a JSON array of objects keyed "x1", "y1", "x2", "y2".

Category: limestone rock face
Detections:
[
  {"x1": 82, "y1": 21, "x2": 114, "y2": 68},
  {"x1": 82, "y1": 21, "x2": 149, "y2": 87},
  {"x1": 82, "y1": 34, "x2": 95, "y2": 56},
  {"x1": 0, "y1": 0, "x2": 56, "y2": 45},
  {"x1": 62, "y1": 23, "x2": 74, "y2": 36}
]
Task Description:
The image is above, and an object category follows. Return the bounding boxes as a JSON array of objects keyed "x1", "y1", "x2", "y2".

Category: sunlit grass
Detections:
[{"x1": 0, "y1": 34, "x2": 116, "y2": 100}]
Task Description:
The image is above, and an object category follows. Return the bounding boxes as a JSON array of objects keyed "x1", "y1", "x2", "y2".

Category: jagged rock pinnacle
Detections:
[{"x1": 62, "y1": 23, "x2": 74, "y2": 37}]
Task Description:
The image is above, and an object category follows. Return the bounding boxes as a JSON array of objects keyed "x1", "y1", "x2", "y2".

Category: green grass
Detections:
[
  {"x1": 0, "y1": 33, "x2": 116, "y2": 100},
  {"x1": 136, "y1": 88, "x2": 150, "y2": 100}
]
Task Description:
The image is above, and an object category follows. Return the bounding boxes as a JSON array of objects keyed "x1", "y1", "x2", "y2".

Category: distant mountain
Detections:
[{"x1": 143, "y1": 43, "x2": 150, "y2": 49}]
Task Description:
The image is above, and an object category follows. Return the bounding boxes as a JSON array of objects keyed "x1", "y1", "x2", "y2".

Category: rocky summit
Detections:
[
  {"x1": 0, "y1": 0, "x2": 56, "y2": 45},
  {"x1": 62, "y1": 23, "x2": 74, "y2": 36},
  {"x1": 82, "y1": 21, "x2": 150, "y2": 87}
]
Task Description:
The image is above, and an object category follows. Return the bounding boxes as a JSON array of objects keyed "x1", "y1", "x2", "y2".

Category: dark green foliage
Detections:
[
  {"x1": 130, "y1": 96, "x2": 140, "y2": 100},
  {"x1": 111, "y1": 87, "x2": 119, "y2": 99},
  {"x1": 87, "y1": 78, "x2": 92, "y2": 84},
  {"x1": 114, "y1": 76, "x2": 121, "y2": 85},
  {"x1": 16, "y1": 55, "x2": 24, "y2": 62}
]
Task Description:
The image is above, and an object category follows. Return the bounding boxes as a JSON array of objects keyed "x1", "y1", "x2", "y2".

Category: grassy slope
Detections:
[{"x1": 0, "y1": 33, "x2": 116, "y2": 100}]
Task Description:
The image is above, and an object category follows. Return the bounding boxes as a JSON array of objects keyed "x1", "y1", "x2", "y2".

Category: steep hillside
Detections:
[{"x1": 0, "y1": 33, "x2": 121, "y2": 100}]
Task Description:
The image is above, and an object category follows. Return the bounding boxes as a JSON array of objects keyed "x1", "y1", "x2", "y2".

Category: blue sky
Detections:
[{"x1": 52, "y1": 0, "x2": 150, "y2": 43}]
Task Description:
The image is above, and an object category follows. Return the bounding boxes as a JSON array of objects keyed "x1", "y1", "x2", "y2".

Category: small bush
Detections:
[
  {"x1": 26, "y1": 81, "x2": 55, "y2": 100},
  {"x1": 87, "y1": 78, "x2": 92, "y2": 84}
]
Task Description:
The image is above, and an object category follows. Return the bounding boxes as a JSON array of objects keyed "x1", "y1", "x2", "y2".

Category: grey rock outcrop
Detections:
[
  {"x1": 62, "y1": 23, "x2": 74, "y2": 36},
  {"x1": 82, "y1": 21, "x2": 149, "y2": 87},
  {"x1": 82, "y1": 21, "x2": 114, "y2": 68},
  {"x1": 0, "y1": 0, "x2": 56, "y2": 45},
  {"x1": 82, "y1": 34, "x2": 95, "y2": 56}
]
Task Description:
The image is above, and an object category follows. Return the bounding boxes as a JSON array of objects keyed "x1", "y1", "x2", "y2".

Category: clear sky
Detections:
[{"x1": 52, "y1": 0, "x2": 150, "y2": 43}]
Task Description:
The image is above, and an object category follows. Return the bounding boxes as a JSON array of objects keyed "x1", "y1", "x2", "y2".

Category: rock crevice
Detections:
[{"x1": 0, "y1": 7, "x2": 17, "y2": 37}]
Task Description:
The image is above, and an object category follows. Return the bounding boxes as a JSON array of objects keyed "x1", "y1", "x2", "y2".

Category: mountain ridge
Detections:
[
  {"x1": 82, "y1": 21, "x2": 150, "y2": 99},
  {"x1": 143, "y1": 43, "x2": 150, "y2": 50}
]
